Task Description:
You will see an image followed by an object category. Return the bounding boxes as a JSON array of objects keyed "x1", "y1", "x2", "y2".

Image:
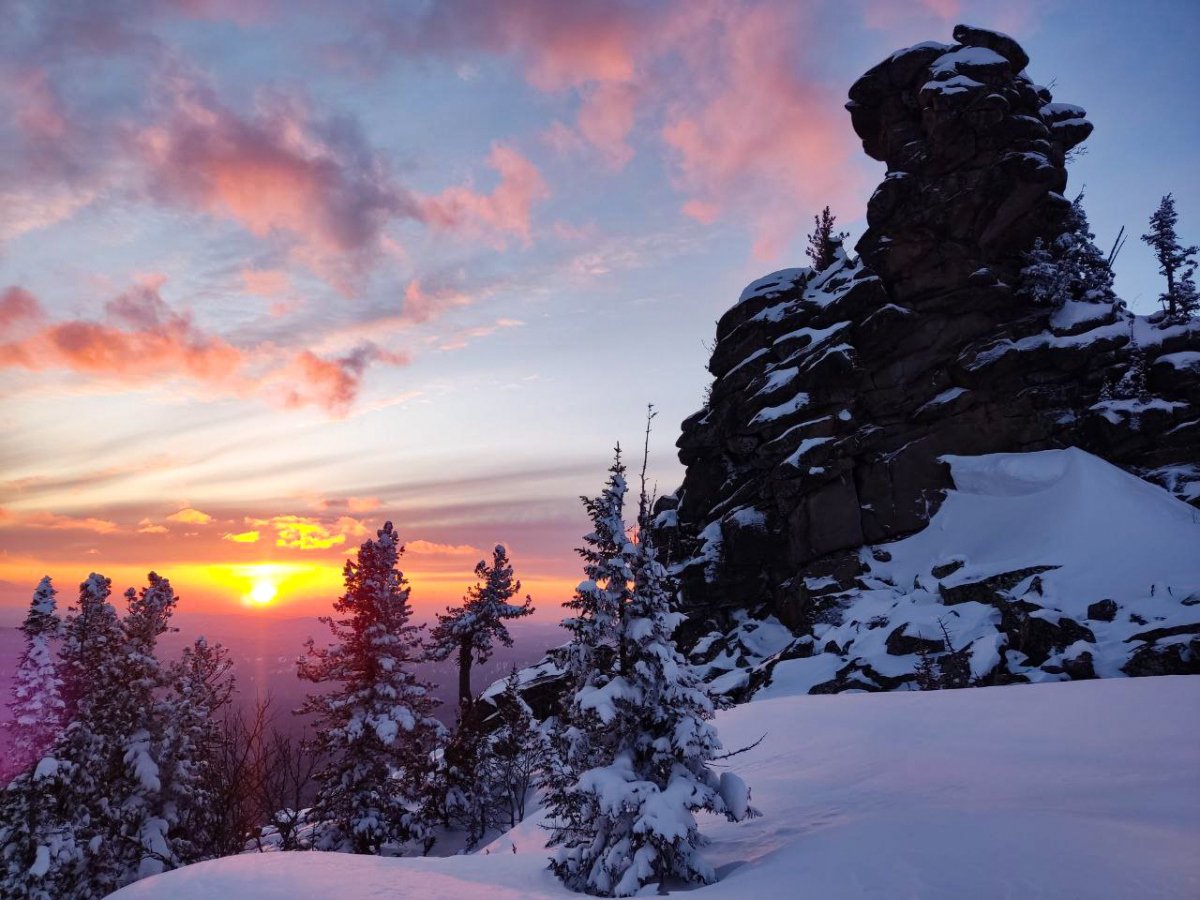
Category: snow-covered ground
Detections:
[{"x1": 112, "y1": 676, "x2": 1200, "y2": 899}]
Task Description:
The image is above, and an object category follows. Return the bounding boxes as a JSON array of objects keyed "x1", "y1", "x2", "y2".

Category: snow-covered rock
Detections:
[{"x1": 700, "y1": 448, "x2": 1200, "y2": 698}]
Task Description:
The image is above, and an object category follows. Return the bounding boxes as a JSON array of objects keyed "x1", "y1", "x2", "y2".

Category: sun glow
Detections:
[{"x1": 247, "y1": 575, "x2": 278, "y2": 606}]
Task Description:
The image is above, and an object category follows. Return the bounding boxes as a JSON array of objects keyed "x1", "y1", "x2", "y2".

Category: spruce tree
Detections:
[
  {"x1": 547, "y1": 445, "x2": 753, "y2": 896},
  {"x1": 298, "y1": 521, "x2": 444, "y2": 855},
  {"x1": 543, "y1": 448, "x2": 635, "y2": 879},
  {"x1": 806, "y1": 206, "x2": 847, "y2": 272},
  {"x1": 427, "y1": 544, "x2": 534, "y2": 710},
  {"x1": 6, "y1": 577, "x2": 66, "y2": 781},
  {"x1": 1021, "y1": 193, "x2": 1115, "y2": 307},
  {"x1": 1141, "y1": 193, "x2": 1199, "y2": 320}
]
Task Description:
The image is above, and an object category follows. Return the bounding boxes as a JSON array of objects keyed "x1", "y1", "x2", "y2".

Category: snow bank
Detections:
[{"x1": 111, "y1": 677, "x2": 1200, "y2": 899}]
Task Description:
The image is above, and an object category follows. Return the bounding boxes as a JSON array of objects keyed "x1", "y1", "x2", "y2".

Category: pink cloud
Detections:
[
  {"x1": 241, "y1": 268, "x2": 291, "y2": 296},
  {"x1": 381, "y1": 0, "x2": 644, "y2": 91},
  {"x1": 576, "y1": 82, "x2": 639, "y2": 170},
  {"x1": 135, "y1": 80, "x2": 419, "y2": 293},
  {"x1": 419, "y1": 143, "x2": 549, "y2": 246},
  {"x1": 659, "y1": 2, "x2": 864, "y2": 259},
  {"x1": 401, "y1": 280, "x2": 474, "y2": 326},
  {"x1": 374, "y1": 1, "x2": 862, "y2": 258},
  {"x1": 276, "y1": 343, "x2": 410, "y2": 417},
  {"x1": 0, "y1": 283, "x2": 410, "y2": 416}
]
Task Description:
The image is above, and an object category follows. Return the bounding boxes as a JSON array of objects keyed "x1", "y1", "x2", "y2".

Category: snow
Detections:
[
  {"x1": 1050, "y1": 298, "x2": 1114, "y2": 332},
  {"x1": 916, "y1": 386, "x2": 967, "y2": 414},
  {"x1": 1158, "y1": 350, "x2": 1200, "y2": 371},
  {"x1": 749, "y1": 391, "x2": 810, "y2": 425},
  {"x1": 725, "y1": 507, "x2": 766, "y2": 529},
  {"x1": 965, "y1": 319, "x2": 1127, "y2": 368},
  {"x1": 921, "y1": 73, "x2": 983, "y2": 96},
  {"x1": 875, "y1": 448, "x2": 1200, "y2": 615},
  {"x1": 737, "y1": 268, "x2": 807, "y2": 304},
  {"x1": 750, "y1": 366, "x2": 798, "y2": 399},
  {"x1": 1090, "y1": 397, "x2": 1185, "y2": 424},
  {"x1": 112, "y1": 677, "x2": 1200, "y2": 900},
  {"x1": 928, "y1": 45, "x2": 1008, "y2": 77},
  {"x1": 781, "y1": 437, "x2": 833, "y2": 468}
]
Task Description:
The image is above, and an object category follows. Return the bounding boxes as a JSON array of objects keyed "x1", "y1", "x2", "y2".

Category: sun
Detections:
[{"x1": 246, "y1": 575, "x2": 279, "y2": 606}]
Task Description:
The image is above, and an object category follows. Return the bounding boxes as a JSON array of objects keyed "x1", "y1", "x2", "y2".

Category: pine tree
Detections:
[
  {"x1": 427, "y1": 544, "x2": 534, "y2": 711},
  {"x1": 547, "y1": 442, "x2": 753, "y2": 896},
  {"x1": 1020, "y1": 193, "x2": 1115, "y2": 307},
  {"x1": 1141, "y1": 193, "x2": 1199, "y2": 320},
  {"x1": 806, "y1": 206, "x2": 847, "y2": 272},
  {"x1": 298, "y1": 521, "x2": 444, "y2": 855},
  {"x1": 6, "y1": 577, "x2": 66, "y2": 781}
]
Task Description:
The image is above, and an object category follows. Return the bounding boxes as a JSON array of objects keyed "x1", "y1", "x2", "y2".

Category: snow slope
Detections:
[{"x1": 111, "y1": 676, "x2": 1200, "y2": 899}]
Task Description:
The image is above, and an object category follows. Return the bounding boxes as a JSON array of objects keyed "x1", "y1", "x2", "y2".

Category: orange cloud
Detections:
[
  {"x1": 244, "y1": 514, "x2": 370, "y2": 551},
  {"x1": 6, "y1": 512, "x2": 119, "y2": 534},
  {"x1": 270, "y1": 515, "x2": 345, "y2": 550},
  {"x1": 419, "y1": 143, "x2": 549, "y2": 246},
  {"x1": 347, "y1": 496, "x2": 381, "y2": 513},
  {"x1": 222, "y1": 530, "x2": 260, "y2": 543},
  {"x1": 405, "y1": 539, "x2": 482, "y2": 556},
  {"x1": 167, "y1": 507, "x2": 213, "y2": 525},
  {"x1": 137, "y1": 518, "x2": 168, "y2": 534}
]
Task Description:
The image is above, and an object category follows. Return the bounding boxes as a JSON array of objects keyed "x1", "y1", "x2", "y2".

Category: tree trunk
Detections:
[{"x1": 457, "y1": 638, "x2": 472, "y2": 709}]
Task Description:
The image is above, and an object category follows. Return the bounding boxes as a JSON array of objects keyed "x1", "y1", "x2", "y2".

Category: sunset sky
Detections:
[{"x1": 2, "y1": 0, "x2": 1197, "y2": 622}]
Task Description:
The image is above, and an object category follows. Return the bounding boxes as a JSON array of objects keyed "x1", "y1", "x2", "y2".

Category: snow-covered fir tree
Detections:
[
  {"x1": 298, "y1": 521, "x2": 444, "y2": 855},
  {"x1": 1141, "y1": 193, "x2": 1198, "y2": 320},
  {"x1": 542, "y1": 448, "x2": 635, "y2": 818},
  {"x1": 427, "y1": 544, "x2": 534, "y2": 710},
  {"x1": 0, "y1": 573, "x2": 127, "y2": 899},
  {"x1": 546, "y1": 448, "x2": 753, "y2": 896},
  {"x1": 5, "y1": 577, "x2": 65, "y2": 781},
  {"x1": 1020, "y1": 193, "x2": 1116, "y2": 307}
]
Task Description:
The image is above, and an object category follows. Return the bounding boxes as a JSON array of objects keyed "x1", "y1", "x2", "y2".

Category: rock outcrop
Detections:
[{"x1": 656, "y1": 26, "x2": 1200, "y2": 693}]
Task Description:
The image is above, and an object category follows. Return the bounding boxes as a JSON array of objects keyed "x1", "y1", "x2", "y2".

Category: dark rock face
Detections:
[
  {"x1": 650, "y1": 26, "x2": 1200, "y2": 698},
  {"x1": 847, "y1": 29, "x2": 1086, "y2": 299},
  {"x1": 659, "y1": 25, "x2": 1200, "y2": 635}
]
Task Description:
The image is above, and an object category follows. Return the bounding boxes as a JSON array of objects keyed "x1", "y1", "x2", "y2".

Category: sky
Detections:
[{"x1": 1, "y1": 0, "x2": 1197, "y2": 623}]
